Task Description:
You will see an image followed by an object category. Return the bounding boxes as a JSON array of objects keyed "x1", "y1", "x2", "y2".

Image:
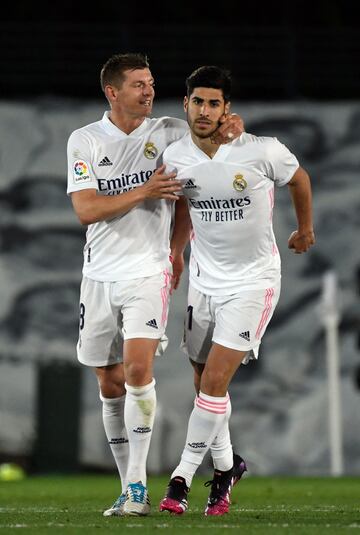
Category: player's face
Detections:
[
  {"x1": 184, "y1": 88, "x2": 230, "y2": 138},
  {"x1": 113, "y1": 68, "x2": 155, "y2": 117}
]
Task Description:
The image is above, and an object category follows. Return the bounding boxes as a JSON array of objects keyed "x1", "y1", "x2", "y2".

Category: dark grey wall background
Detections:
[{"x1": 0, "y1": 98, "x2": 359, "y2": 475}]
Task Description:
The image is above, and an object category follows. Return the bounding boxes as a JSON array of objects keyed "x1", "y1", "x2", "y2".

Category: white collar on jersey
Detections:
[
  {"x1": 101, "y1": 111, "x2": 150, "y2": 138},
  {"x1": 188, "y1": 133, "x2": 234, "y2": 162}
]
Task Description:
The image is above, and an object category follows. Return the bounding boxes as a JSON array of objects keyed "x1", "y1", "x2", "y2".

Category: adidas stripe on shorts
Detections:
[
  {"x1": 77, "y1": 270, "x2": 172, "y2": 367},
  {"x1": 181, "y1": 281, "x2": 281, "y2": 365}
]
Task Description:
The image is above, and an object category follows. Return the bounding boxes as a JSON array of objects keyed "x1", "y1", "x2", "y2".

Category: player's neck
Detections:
[
  {"x1": 191, "y1": 134, "x2": 220, "y2": 159},
  {"x1": 109, "y1": 111, "x2": 146, "y2": 135}
]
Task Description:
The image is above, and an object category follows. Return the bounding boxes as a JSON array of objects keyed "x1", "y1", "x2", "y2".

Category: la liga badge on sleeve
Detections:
[{"x1": 73, "y1": 160, "x2": 91, "y2": 183}]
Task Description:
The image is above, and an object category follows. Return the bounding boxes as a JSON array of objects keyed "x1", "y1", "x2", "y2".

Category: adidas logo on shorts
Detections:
[
  {"x1": 239, "y1": 331, "x2": 250, "y2": 341},
  {"x1": 146, "y1": 318, "x2": 158, "y2": 329}
]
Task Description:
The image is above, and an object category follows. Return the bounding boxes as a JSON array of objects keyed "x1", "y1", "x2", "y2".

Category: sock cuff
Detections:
[
  {"x1": 125, "y1": 378, "x2": 156, "y2": 396},
  {"x1": 197, "y1": 391, "x2": 229, "y2": 414},
  {"x1": 197, "y1": 391, "x2": 229, "y2": 399},
  {"x1": 198, "y1": 391, "x2": 229, "y2": 403},
  {"x1": 99, "y1": 392, "x2": 126, "y2": 404}
]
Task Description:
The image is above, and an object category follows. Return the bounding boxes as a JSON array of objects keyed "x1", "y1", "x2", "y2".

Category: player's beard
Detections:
[{"x1": 188, "y1": 113, "x2": 220, "y2": 139}]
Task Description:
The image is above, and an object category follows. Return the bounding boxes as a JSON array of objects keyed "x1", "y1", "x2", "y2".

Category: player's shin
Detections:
[
  {"x1": 101, "y1": 393, "x2": 129, "y2": 491},
  {"x1": 210, "y1": 393, "x2": 233, "y2": 471},
  {"x1": 171, "y1": 391, "x2": 229, "y2": 487},
  {"x1": 124, "y1": 378, "x2": 156, "y2": 485}
]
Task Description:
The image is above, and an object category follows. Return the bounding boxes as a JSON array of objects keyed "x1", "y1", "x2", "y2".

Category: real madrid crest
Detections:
[
  {"x1": 233, "y1": 174, "x2": 247, "y2": 192},
  {"x1": 144, "y1": 142, "x2": 158, "y2": 159}
]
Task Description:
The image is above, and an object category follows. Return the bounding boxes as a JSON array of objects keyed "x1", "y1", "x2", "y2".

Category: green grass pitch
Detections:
[{"x1": 1, "y1": 474, "x2": 359, "y2": 534}]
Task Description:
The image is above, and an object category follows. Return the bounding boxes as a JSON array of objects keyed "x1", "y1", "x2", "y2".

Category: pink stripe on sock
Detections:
[
  {"x1": 197, "y1": 398, "x2": 228, "y2": 409},
  {"x1": 196, "y1": 395, "x2": 228, "y2": 414}
]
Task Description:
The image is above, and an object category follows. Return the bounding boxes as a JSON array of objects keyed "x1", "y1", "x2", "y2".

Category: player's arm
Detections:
[
  {"x1": 287, "y1": 166, "x2": 315, "y2": 254},
  {"x1": 71, "y1": 165, "x2": 182, "y2": 225},
  {"x1": 170, "y1": 196, "x2": 192, "y2": 291}
]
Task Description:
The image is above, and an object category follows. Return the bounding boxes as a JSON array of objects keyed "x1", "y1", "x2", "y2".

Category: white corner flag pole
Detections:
[{"x1": 320, "y1": 271, "x2": 344, "y2": 476}]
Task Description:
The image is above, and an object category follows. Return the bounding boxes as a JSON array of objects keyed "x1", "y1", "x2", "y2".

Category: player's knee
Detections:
[
  {"x1": 98, "y1": 379, "x2": 125, "y2": 398},
  {"x1": 95, "y1": 366, "x2": 125, "y2": 398},
  {"x1": 201, "y1": 368, "x2": 228, "y2": 396},
  {"x1": 124, "y1": 360, "x2": 152, "y2": 385}
]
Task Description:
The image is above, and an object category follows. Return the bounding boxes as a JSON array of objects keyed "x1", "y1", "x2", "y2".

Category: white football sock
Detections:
[
  {"x1": 210, "y1": 393, "x2": 233, "y2": 471},
  {"x1": 171, "y1": 391, "x2": 228, "y2": 487},
  {"x1": 124, "y1": 378, "x2": 156, "y2": 485},
  {"x1": 100, "y1": 393, "x2": 129, "y2": 493}
]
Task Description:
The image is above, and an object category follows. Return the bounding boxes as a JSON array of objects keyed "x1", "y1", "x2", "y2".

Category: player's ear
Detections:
[
  {"x1": 183, "y1": 96, "x2": 188, "y2": 113},
  {"x1": 105, "y1": 84, "x2": 117, "y2": 103}
]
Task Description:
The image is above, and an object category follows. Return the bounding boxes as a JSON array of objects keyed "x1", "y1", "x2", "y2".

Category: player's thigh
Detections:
[
  {"x1": 181, "y1": 285, "x2": 214, "y2": 364},
  {"x1": 120, "y1": 270, "x2": 172, "y2": 340},
  {"x1": 77, "y1": 277, "x2": 119, "y2": 367},
  {"x1": 120, "y1": 271, "x2": 172, "y2": 382},
  {"x1": 213, "y1": 283, "x2": 281, "y2": 355}
]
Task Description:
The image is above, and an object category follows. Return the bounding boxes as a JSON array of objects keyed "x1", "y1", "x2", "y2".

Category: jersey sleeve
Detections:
[
  {"x1": 163, "y1": 146, "x2": 175, "y2": 172},
  {"x1": 66, "y1": 130, "x2": 98, "y2": 195},
  {"x1": 161, "y1": 117, "x2": 188, "y2": 143},
  {"x1": 265, "y1": 138, "x2": 299, "y2": 187},
  {"x1": 163, "y1": 144, "x2": 184, "y2": 196}
]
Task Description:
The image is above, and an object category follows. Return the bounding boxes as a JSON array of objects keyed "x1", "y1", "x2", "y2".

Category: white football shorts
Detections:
[
  {"x1": 181, "y1": 281, "x2": 281, "y2": 365},
  {"x1": 77, "y1": 270, "x2": 172, "y2": 367}
]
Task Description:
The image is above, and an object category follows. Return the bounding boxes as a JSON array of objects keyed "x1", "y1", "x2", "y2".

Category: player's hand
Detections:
[
  {"x1": 142, "y1": 165, "x2": 182, "y2": 200},
  {"x1": 288, "y1": 229, "x2": 315, "y2": 254},
  {"x1": 170, "y1": 253, "x2": 184, "y2": 292},
  {"x1": 211, "y1": 113, "x2": 245, "y2": 145}
]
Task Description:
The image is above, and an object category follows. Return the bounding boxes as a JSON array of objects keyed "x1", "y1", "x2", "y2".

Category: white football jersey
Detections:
[
  {"x1": 67, "y1": 112, "x2": 187, "y2": 281},
  {"x1": 163, "y1": 132, "x2": 299, "y2": 295}
]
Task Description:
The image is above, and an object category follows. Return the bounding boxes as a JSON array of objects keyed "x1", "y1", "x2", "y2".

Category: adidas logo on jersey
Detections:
[
  {"x1": 98, "y1": 156, "x2": 113, "y2": 166},
  {"x1": 183, "y1": 179, "x2": 197, "y2": 189},
  {"x1": 146, "y1": 318, "x2": 158, "y2": 329},
  {"x1": 239, "y1": 331, "x2": 250, "y2": 341}
]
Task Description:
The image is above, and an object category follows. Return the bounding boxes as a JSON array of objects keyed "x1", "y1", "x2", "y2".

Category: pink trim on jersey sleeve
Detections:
[
  {"x1": 255, "y1": 288, "x2": 275, "y2": 340},
  {"x1": 268, "y1": 188, "x2": 278, "y2": 255},
  {"x1": 268, "y1": 187, "x2": 274, "y2": 221}
]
